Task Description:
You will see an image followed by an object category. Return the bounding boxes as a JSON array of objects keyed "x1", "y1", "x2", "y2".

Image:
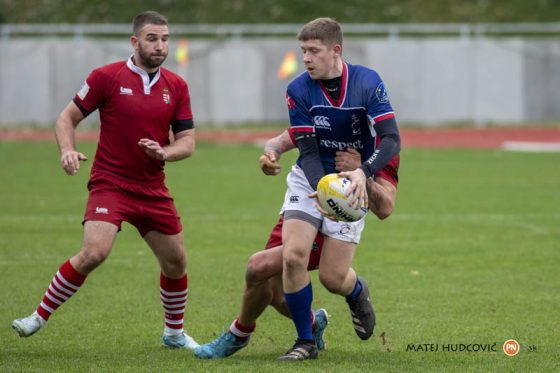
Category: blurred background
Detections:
[{"x1": 1, "y1": 0, "x2": 560, "y2": 127}]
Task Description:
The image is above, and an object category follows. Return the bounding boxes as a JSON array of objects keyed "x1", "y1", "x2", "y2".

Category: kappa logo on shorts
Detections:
[
  {"x1": 95, "y1": 207, "x2": 109, "y2": 214},
  {"x1": 289, "y1": 195, "x2": 300, "y2": 203}
]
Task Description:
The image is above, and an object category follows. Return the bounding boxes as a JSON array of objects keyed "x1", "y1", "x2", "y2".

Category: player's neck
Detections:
[{"x1": 324, "y1": 58, "x2": 343, "y2": 80}]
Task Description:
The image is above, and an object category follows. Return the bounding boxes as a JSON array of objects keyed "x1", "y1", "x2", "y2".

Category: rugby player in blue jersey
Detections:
[
  {"x1": 194, "y1": 130, "x2": 399, "y2": 360},
  {"x1": 277, "y1": 17, "x2": 400, "y2": 361}
]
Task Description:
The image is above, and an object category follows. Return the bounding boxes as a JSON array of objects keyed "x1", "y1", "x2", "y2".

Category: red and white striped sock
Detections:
[
  {"x1": 229, "y1": 319, "x2": 256, "y2": 341},
  {"x1": 36, "y1": 260, "x2": 86, "y2": 321},
  {"x1": 160, "y1": 273, "x2": 188, "y2": 336}
]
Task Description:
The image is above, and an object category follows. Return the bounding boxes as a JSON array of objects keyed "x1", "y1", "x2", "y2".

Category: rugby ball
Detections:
[{"x1": 316, "y1": 174, "x2": 368, "y2": 222}]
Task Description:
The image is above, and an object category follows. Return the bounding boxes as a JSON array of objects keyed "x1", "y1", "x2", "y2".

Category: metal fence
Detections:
[
  {"x1": 3, "y1": 22, "x2": 560, "y2": 38},
  {"x1": 1, "y1": 23, "x2": 560, "y2": 127}
]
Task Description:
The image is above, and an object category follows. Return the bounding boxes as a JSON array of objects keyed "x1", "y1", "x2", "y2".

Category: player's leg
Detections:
[
  {"x1": 317, "y1": 237, "x2": 357, "y2": 295},
  {"x1": 319, "y1": 236, "x2": 375, "y2": 340},
  {"x1": 278, "y1": 217, "x2": 319, "y2": 361},
  {"x1": 143, "y1": 230, "x2": 198, "y2": 350},
  {"x1": 194, "y1": 246, "x2": 285, "y2": 359},
  {"x1": 267, "y1": 274, "x2": 329, "y2": 351},
  {"x1": 12, "y1": 221, "x2": 118, "y2": 337},
  {"x1": 240, "y1": 246, "x2": 285, "y2": 324}
]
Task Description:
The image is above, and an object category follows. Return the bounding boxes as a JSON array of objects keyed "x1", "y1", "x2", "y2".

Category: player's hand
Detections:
[
  {"x1": 339, "y1": 168, "x2": 368, "y2": 209},
  {"x1": 259, "y1": 151, "x2": 281, "y2": 176},
  {"x1": 138, "y1": 138, "x2": 167, "y2": 161},
  {"x1": 308, "y1": 191, "x2": 339, "y2": 221},
  {"x1": 335, "y1": 147, "x2": 361, "y2": 172},
  {"x1": 60, "y1": 150, "x2": 88, "y2": 176}
]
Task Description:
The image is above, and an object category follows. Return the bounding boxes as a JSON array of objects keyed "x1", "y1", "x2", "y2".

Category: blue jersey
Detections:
[{"x1": 286, "y1": 62, "x2": 394, "y2": 174}]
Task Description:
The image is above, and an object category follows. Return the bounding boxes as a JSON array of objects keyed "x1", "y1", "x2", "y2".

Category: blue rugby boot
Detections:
[
  {"x1": 313, "y1": 308, "x2": 329, "y2": 350},
  {"x1": 194, "y1": 331, "x2": 249, "y2": 359}
]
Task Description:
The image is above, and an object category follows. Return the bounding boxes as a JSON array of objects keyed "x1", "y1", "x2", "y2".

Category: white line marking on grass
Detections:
[{"x1": 502, "y1": 141, "x2": 560, "y2": 152}]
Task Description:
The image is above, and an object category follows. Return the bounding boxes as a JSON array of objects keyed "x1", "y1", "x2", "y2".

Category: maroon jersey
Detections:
[{"x1": 74, "y1": 58, "x2": 193, "y2": 186}]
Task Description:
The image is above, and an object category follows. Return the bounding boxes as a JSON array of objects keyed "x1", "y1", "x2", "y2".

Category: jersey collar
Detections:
[
  {"x1": 319, "y1": 62, "x2": 348, "y2": 107},
  {"x1": 126, "y1": 56, "x2": 161, "y2": 95}
]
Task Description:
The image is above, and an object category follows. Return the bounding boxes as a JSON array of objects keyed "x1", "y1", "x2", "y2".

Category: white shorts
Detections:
[{"x1": 281, "y1": 165, "x2": 365, "y2": 244}]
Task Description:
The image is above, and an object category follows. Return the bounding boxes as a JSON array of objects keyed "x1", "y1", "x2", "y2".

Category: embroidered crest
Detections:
[
  {"x1": 162, "y1": 88, "x2": 170, "y2": 104},
  {"x1": 375, "y1": 82, "x2": 389, "y2": 103}
]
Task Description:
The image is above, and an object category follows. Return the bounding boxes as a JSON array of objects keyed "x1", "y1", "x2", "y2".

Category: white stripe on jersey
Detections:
[
  {"x1": 372, "y1": 111, "x2": 395, "y2": 122},
  {"x1": 310, "y1": 105, "x2": 366, "y2": 111}
]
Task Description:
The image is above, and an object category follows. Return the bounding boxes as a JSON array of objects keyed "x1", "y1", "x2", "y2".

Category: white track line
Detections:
[{"x1": 501, "y1": 141, "x2": 560, "y2": 152}]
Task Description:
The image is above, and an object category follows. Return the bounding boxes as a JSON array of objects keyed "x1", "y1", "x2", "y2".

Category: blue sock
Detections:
[
  {"x1": 284, "y1": 282, "x2": 313, "y2": 342},
  {"x1": 346, "y1": 277, "x2": 362, "y2": 302}
]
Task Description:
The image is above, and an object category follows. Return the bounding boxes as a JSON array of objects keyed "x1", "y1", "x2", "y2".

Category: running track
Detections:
[{"x1": 1, "y1": 128, "x2": 560, "y2": 150}]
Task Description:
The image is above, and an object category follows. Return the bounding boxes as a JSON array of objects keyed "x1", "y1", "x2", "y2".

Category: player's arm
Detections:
[
  {"x1": 139, "y1": 117, "x2": 195, "y2": 161},
  {"x1": 336, "y1": 148, "x2": 396, "y2": 219},
  {"x1": 138, "y1": 128, "x2": 195, "y2": 162},
  {"x1": 293, "y1": 128, "x2": 324, "y2": 190},
  {"x1": 340, "y1": 117, "x2": 400, "y2": 208},
  {"x1": 259, "y1": 130, "x2": 296, "y2": 176},
  {"x1": 366, "y1": 177, "x2": 396, "y2": 220},
  {"x1": 55, "y1": 101, "x2": 88, "y2": 176},
  {"x1": 359, "y1": 117, "x2": 400, "y2": 179}
]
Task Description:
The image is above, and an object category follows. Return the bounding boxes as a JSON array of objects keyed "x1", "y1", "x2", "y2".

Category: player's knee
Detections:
[
  {"x1": 318, "y1": 271, "x2": 346, "y2": 294},
  {"x1": 75, "y1": 247, "x2": 109, "y2": 273},
  {"x1": 161, "y1": 255, "x2": 186, "y2": 277},
  {"x1": 282, "y1": 249, "x2": 308, "y2": 271},
  {"x1": 245, "y1": 254, "x2": 270, "y2": 283}
]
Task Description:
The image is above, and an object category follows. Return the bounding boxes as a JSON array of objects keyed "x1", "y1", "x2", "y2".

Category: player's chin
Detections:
[
  {"x1": 307, "y1": 68, "x2": 319, "y2": 79},
  {"x1": 149, "y1": 55, "x2": 167, "y2": 67}
]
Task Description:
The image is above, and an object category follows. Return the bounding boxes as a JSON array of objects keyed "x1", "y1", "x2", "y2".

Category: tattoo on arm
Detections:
[{"x1": 264, "y1": 141, "x2": 282, "y2": 156}]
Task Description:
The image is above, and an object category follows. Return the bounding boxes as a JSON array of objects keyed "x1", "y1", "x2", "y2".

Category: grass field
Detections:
[{"x1": 1, "y1": 140, "x2": 559, "y2": 372}]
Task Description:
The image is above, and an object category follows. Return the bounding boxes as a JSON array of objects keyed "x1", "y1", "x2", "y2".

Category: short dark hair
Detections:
[
  {"x1": 297, "y1": 17, "x2": 343, "y2": 47},
  {"x1": 133, "y1": 11, "x2": 168, "y2": 36}
]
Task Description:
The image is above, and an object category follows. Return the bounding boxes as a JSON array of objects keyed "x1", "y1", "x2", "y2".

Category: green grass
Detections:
[{"x1": 0, "y1": 141, "x2": 559, "y2": 372}]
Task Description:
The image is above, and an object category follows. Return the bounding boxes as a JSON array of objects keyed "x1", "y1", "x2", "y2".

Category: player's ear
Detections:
[
  {"x1": 130, "y1": 35, "x2": 139, "y2": 50},
  {"x1": 332, "y1": 43, "x2": 342, "y2": 57}
]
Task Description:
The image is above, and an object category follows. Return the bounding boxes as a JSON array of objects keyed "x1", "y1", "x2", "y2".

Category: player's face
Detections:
[
  {"x1": 132, "y1": 24, "x2": 169, "y2": 72},
  {"x1": 300, "y1": 39, "x2": 341, "y2": 80}
]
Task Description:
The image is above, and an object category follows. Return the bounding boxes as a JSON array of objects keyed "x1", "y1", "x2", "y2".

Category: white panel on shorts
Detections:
[{"x1": 281, "y1": 165, "x2": 365, "y2": 244}]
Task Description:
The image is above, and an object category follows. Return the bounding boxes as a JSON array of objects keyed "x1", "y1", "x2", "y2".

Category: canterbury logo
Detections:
[{"x1": 313, "y1": 116, "x2": 331, "y2": 129}]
